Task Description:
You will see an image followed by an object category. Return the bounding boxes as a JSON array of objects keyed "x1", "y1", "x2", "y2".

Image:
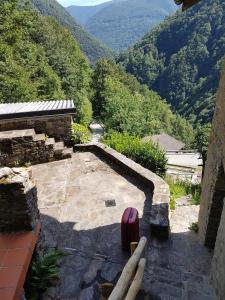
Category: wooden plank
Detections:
[
  {"x1": 101, "y1": 283, "x2": 114, "y2": 300},
  {"x1": 130, "y1": 242, "x2": 138, "y2": 256}
]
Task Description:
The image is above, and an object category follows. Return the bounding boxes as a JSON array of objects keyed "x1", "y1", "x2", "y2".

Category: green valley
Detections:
[
  {"x1": 118, "y1": 0, "x2": 225, "y2": 124},
  {"x1": 67, "y1": 0, "x2": 177, "y2": 51}
]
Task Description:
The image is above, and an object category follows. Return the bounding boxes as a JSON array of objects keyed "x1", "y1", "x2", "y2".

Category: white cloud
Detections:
[{"x1": 58, "y1": 0, "x2": 112, "y2": 7}]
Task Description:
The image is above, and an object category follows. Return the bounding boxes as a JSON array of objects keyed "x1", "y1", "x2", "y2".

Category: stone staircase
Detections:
[
  {"x1": 33, "y1": 133, "x2": 73, "y2": 160},
  {"x1": 0, "y1": 129, "x2": 73, "y2": 167}
]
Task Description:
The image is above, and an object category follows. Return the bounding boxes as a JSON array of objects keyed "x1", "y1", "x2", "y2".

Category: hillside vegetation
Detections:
[
  {"x1": 92, "y1": 60, "x2": 194, "y2": 146},
  {"x1": 66, "y1": 2, "x2": 110, "y2": 26},
  {"x1": 0, "y1": 0, "x2": 195, "y2": 149},
  {"x1": 118, "y1": 0, "x2": 225, "y2": 124},
  {"x1": 0, "y1": 0, "x2": 92, "y2": 125},
  {"x1": 31, "y1": 0, "x2": 113, "y2": 63},
  {"x1": 67, "y1": 0, "x2": 177, "y2": 51}
]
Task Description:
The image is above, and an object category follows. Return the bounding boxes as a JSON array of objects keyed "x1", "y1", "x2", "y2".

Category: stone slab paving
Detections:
[
  {"x1": 32, "y1": 152, "x2": 215, "y2": 300},
  {"x1": 141, "y1": 205, "x2": 216, "y2": 300},
  {"x1": 32, "y1": 152, "x2": 152, "y2": 300}
]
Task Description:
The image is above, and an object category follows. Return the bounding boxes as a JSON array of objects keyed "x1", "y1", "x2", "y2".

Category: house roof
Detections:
[
  {"x1": 0, "y1": 100, "x2": 75, "y2": 120},
  {"x1": 142, "y1": 133, "x2": 185, "y2": 151},
  {"x1": 174, "y1": 0, "x2": 202, "y2": 11}
]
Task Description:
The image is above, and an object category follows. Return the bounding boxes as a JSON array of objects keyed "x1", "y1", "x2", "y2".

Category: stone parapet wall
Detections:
[
  {"x1": 0, "y1": 167, "x2": 39, "y2": 232},
  {"x1": 75, "y1": 142, "x2": 170, "y2": 238},
  {"x1": 0, "y1": 114, "x2": 73, "y2": 145}
]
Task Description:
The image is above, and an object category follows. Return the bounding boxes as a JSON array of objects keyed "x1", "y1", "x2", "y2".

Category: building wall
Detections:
[
  {"x1": 211, "y1": 201, "x2": 225, "y2": 299},
  {"x1": 198, "y1": 61, "x2": 225, "y2": 299},
  {"x1": 0, "y1": 114, "x2": 73, "y2": 145}
]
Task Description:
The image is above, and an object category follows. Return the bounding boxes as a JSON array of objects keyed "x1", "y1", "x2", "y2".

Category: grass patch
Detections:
[
  {"x1": 189, "y1": 222, "x2": 199, "y2": 233},
  {"x1": 166, "y1": 177, "x2": 201, "y2": 210}
]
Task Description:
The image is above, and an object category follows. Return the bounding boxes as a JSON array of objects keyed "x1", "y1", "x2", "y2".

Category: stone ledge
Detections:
[{"x1": 75, "y1": 143, "x2": 170, "y2": 238}]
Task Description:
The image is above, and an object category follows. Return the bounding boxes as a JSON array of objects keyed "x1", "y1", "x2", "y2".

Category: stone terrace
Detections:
[
  {"x1": 32, "y1": 152, "x2": 152, "y2": 299},
  {"x1": 31, "y1": 152, "x2": 215, "y2": 299}
]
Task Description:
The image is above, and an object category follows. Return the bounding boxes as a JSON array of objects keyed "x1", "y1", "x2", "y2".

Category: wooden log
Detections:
[
  {"x1": 130, "y1": 242, "x2": 138, "y2": 256},
  {"x1": 108, "y1": 236, "x2": 147, "y2": 300},
  {"x1": 101, "y1": 283, "x2": 114, "y2": 300},
  {"x1": 125, "y1": 258, "x2": 146, "y2": 300}
]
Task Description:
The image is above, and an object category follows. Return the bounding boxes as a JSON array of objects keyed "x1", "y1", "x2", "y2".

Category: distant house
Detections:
[
  {"x1": 143, "y1": 133, "x2": 202, "y2": 182},
  {"x1": 142, "y1": 133, "x2": 185, "y2": 152}
]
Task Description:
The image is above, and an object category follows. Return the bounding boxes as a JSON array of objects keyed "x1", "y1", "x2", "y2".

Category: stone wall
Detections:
[
  {"x1": 0, "y1": 129, "x2": 55, "y2": 167},
  {"x1": 0, "y1": 114, "x2": 73, "y2": 145},
  {"x1": 0, "y1": 167, "x2": 39, "y2": 232},
  {"x1": 198, "y1": 60, "x2": 225, "y2": 299},
  {"x1": 75, "y1": 142, "x2": 170, "y2": 238},
  {"x1": 211, "y1": 201, "x2": 225, "y2": 299}
]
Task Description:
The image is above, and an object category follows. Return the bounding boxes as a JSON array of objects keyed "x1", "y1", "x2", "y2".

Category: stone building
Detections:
[
  {"x1": 0, "y1": 100, "x2": 75, "y2": 145},
  {"x1": 198, "y1": 61, "x2": 225, "y2": 299}
]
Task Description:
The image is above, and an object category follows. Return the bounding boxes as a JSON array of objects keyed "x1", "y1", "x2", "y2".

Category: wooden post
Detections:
[
  {"x1": 130, "y1": 242, "x2": 138, "y2": 256},
  {"x1": 125, "y1": 258, "x2": 146, "y2": 300},
  {"x1": 101, "y1": 283, "x2": 114, "y2": 300},
  {"x1": 108, "y1": 236, "x2": 147, "y2": 300}
]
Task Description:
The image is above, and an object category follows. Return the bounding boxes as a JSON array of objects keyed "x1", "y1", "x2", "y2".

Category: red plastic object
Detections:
[{"x1": 121, "y1": 207, "x2": 139, "y2": 251}]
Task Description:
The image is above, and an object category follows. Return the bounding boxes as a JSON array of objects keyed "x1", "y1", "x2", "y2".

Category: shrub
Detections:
[
  {"x1": 25, "y1": 250, "x2": 65, "y2": 300},
  {"x1": 185, "y1": 183, "x2": 201, "y2": 205},
  {"x1": 166, "y1": 177, "x2": 201, "y2": 209},
  {"x1": 72, "y1": 123, "x2": 90, "y2": 144},
  {"x1": 189, "y1": 222, "x2": 199, "y2": 233},
  {"x1": 103, "y1": 132, "x2": 167, "y2": 177}
]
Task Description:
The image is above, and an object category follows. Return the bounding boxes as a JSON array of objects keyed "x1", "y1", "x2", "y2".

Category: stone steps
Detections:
[
  {"x1": 44, "y1": 138, "x2": 73, "y2": 160},
  {"x1": 33, "y1": 133, "x2": 46, "y2": 141},
  {"x1": 0, "y1": 129, "x2": 73, "y2": 167}
]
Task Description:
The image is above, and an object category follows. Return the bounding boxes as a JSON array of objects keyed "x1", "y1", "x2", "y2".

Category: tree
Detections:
[{"x1": 194, "y1": 123, "x2": 211, "y2": 176}]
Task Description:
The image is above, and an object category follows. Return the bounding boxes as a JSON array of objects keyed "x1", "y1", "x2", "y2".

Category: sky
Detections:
[{"x1": 57, "y1": 0, "x2": 111, "y2": 7}]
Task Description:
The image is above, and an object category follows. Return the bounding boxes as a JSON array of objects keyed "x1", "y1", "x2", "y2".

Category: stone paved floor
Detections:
[
  {"x1": 32, "y1": 152, "x2": 215, "y2": 300},
  {"x1": 32, "y1": 152, "x2": 152, "y2": 300},
  {"x1": 141, "y1": 205, "x2": 216, "y2": 300}
]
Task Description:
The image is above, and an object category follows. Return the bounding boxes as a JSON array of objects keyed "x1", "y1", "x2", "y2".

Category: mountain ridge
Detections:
[
  {"x1": 31, "y1": 0, "x2": 113, "y2": 63},
  {"x1": 117, "y1": 0, "x2": 225, "y2": 124},
  {"x1": 67, "y1": 0, "x2": 177, "y2": 51}
]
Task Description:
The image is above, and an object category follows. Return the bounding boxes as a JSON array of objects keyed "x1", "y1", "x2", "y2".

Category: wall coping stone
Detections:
[
  {"x1": 0, "y1": 129, "x2": 35, "y2": 140},
  {"x1": 75, "y1": 142, "x2": 170, "y2": 238}
]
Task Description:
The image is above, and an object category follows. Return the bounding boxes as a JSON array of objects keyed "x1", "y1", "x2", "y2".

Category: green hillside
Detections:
[
  {"x1": 67, "y1": 0, "x2": 177, "y2": 51},
  {"x1": 118, "y1": 0, "x2": 225, "y2": 124},
  {"x1": 1, "y1": 0, "x2": 93, "y2": 125},
  {"x1": 1, "y1": 0, "x2": 194, "y2": 146},
  {"x1": 31, "y1": 0, "x2": 113, "y2": 63},
  {"x1": 92, "y1": 60, "x2": 194, "y2": 147},
  {"x1": 66, "y1": 2, "x2": 111, "y2": 26}
]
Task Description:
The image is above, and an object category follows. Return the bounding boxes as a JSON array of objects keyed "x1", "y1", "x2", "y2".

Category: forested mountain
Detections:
[
  {"x1": 66, "y1": 2, "x2": 111, "y2": 26},
  {"x1": 1, "y1": 0, "x2": 194, "y2": 147},
  {"x1": 92, "y1": 60, "x2": 194, "y2": 146},
  {"x1": 118, "y1": 0, "x2": 225, "y2": 124},
  {"x1": 1, "y1": 0, "x2": 93, "y2": 125},
  {"x1": 67, "y1": 0, "x2": 177, "y2": 51},
  {"x1": 31, "y1": 0, "x2": 113, "y2": 63}
]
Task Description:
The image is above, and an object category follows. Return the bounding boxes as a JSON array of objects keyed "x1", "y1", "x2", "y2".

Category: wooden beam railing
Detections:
[{"x1": 101, "y1": 236, "x2": 147, "y2": 300}]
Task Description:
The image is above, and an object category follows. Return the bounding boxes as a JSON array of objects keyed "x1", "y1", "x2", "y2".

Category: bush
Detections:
[
  {"x1": 72, "y1": 123, "x2": 90, "y2": 144},
  {"x1": 189, "y1": 222, "x2": 199, "y2": 233},
  {"x1": 166, "y1": 178, "x2": 201, "y2": 209},
  {"x1": 103, "y1": 132, "x2": 167, "y2": 177},
  {"x1": 25, "y1": 250, "x2": 65, "y2": 300}
]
